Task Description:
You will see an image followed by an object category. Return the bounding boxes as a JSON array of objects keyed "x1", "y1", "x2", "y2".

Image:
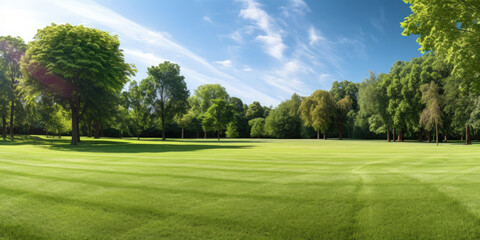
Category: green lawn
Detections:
[{"x1": 1, "y1": 136, "x2": 480, "y2": 239}]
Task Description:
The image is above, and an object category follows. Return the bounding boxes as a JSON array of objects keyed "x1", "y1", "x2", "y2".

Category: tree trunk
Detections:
[
  {"x1": 393, "y1": 128, "x2": 396, "y2": 142},
  {"x1": 9, "y1": 100, "x2": 14, "y2": 139},
  {"x1": 387, "y1": 127, "x2": 390, "y2": 142},
  {"x1": 69, "y1": 98, "x2": 79, "y2": 145},
  {"x1": 204, "y1": 131, "x2": 207, "y2": 139},
  {"x1": 428, "y1": 131, "x2": 431, "y2": 142},
  {"x1": 100, "y1": 123, "x2": 104, "y2": 138},
  {"x1": 217, "y1": 131, "x2": 220, "y2": 141},
  {"x1": 317, "y1": 130, "x2": 320, "y2": 140},
  {"x1": 181, "y1": 127, "x2": 184, "y2": 139},
  {"x1": 94, "y1": 120, "x2": 100, "y2": 139},
  {"x1": 435, "y1": 123, "x2": 438, "y2": 145},
  {"x1": 87, "y1": 120, "x2": 92, "y2": 138},
  {"x1": 419, "y1": 127, "x2": 423, "y2": 141},
  {"x1": 161, "y1": 114, "x2": 166, "y2": 141},
  {"x1": 444, "y1": 135, "x2": 447, "y2": 143},
  {"x1": 338, "y1": 119, "x2": 343, "y2": 140},
  {"x1": 2, "y1": 116, "x2": 6, "y2": 140},
  {"x1": 466, "y1": 125, "x2": 472, "y2": 145},
  {"x1": 323, "y1": 133, "x2": 326, "y2": 140},
  {"x1": 400, "y1": 129, "x2": 404, "y2": 142}
]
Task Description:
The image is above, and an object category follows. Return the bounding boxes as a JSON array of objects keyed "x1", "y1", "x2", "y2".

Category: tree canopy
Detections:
[
  {"x1": 21, "y1": 23, "x2": 135, "y2": 144},
  {"x1": 143, "y1": 61, "x2": 189, "y2": 140}
]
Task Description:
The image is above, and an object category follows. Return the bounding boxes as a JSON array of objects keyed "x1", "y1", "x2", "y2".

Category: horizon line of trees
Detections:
[{"x1": 1, "y1": 2, "x2": 480, "y2": 145}]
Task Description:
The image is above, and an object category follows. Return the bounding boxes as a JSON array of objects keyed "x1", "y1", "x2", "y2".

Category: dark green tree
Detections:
[
  {"x1": 249, "y1": 118, "x2": 265, "y2": 138},
  {"x1": 0, "y1": 36, "x2": 27, "y2": 138},
  {"x1": 142, "y1": 61, "x2": 189, "y2": 140},
  {"x1": 203, "y1": 98, "x2": 235, "y2": 141}
]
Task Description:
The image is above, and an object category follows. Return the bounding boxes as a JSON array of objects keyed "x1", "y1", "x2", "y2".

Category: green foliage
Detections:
[
  {"x1": 125, "y1": 81, "x2": 150, "y2": 139},
  {"x1": 299, "y1": 90, "x2": 337, "y2": 134},
  {"x1": 191, "y1": 84, "x2": 229, "y2": 114},
  {"x1": 203, "y1": 98, "x2": 235, "y2": 138},
  {"x1": 143, "y1": 61, "x2": 189, "y2": 140},
  {"x1": 265, "y1": 94, "x2": 304, "y2": 138},
  {"x1": 330, "y1": 80, "x2": 358, "y2": 106},
  {"x1": 402, "y1": 0, "x2": 480, "y2": 91},
  {"x1": 225, "y1": 122, "x2": 239, "y2": 138},
  {"x1": 175, "y1": 110, "x2": 195, "y2": 129},
  {"x1": 248, "y1": 118, "x2": 265, "y2": 138},
  {"x1": 0, "y1": 67, "x2": 12, "y2": 122},
  {"x1": 21, "y1": 23, "x2": 135, "y2": 144},
  {"x1": 245, "y1": 101, "x2": 264, "y2": 120}
]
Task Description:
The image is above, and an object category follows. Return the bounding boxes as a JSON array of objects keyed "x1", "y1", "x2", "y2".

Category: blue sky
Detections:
[{"x1": 0, "y1": 0, "x2": 422, "y2": 106}]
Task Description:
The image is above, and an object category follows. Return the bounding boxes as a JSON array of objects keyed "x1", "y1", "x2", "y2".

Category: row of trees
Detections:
[{"x1": 1, "y1": 1, "x2": 480, "y2": 145}]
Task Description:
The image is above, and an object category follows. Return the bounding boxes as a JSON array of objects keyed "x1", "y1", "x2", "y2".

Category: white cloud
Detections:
[
  {"x1": 308, "y1": 26, "x2": 325, "y2": 46},
  {"x1": 281, "y1": 0, "x2": 310, "y2": 17},
  {"x1": 238, "y1": 0, "x2": 286, "y2": 60},
  {"x1": 230, "y1": 30, "x2": 243, "y2": 43},
  {"x1": 203, "y1": 16, "x2": 213, "y2": 23},
  {"x1": 1, "y1": 0, "x2": 283, "y2": 105},
  {"x1": 242, "y1": 66, "x2": 252, "y2": 72},
  {"x1": 215, "y1": 59, "x2": 232, "y2": 67}
]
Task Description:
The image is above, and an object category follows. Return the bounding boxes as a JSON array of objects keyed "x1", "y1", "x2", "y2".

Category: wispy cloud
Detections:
[
  {"x1": 370, "y1": 8, "x2": 385, "y2": 33},
  {"x1": 203, "y1": 16, "x2": 213, "y2": 23},
  {"x1": 3, "y1": 0, "x2": 370, "y2": 106},
  {"x1": 238, "y1": 0, "x2": 286, "y2": 60},
  {"x1": 308, "y1": 26, "x2": 325, "y2": 46},
  {"x1": 19, "y1": 0, "x2": 281, "y2": 105},
  {"x1": 215, "y1": 59, "x2": 232, "y2": 67},
  {"x1": 281, "y1": 0, "x2": 310, "y2": 17}
]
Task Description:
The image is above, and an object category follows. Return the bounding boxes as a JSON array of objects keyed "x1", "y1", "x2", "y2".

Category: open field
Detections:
[{"x1": 1, "y1": 136, "x2": 480, "y2": 239}]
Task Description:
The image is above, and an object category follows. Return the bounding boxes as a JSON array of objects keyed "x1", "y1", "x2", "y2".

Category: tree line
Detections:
[{"x1": 1, "y1": 1, "x2": 479, "y2": 145}]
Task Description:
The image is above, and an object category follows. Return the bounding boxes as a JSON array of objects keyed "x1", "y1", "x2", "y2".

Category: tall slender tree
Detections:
[
  {"x1": 143, "y1": 61, "x2": 189, "y2": 141},
  {"x1": 420, "y1": 81, "x2": 442, "y2": 145},
  {"x1": 0, "y1": 36, "x2": 27, "y2": 139}
]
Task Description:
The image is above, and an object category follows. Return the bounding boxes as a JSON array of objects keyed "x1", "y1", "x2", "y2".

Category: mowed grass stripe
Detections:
[{"x1": 2, "y1": 136, "x2": 480, "y2": 239}]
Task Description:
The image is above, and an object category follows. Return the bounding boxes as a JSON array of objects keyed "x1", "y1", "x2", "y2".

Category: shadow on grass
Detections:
[{"x1": 0, "y1": 135, "x2": 251, "y2": 153}]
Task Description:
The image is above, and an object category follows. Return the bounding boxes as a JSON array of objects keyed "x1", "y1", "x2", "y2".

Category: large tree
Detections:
[
  {"x1": 21, "y1": 24, "x2": 135, "y2": 145},
  {"x1": 299, "y1": 90, "x2": 337, "y2": 140},
  {"x1": 203, "y1": 98, "x2": 235, "y2": 141},
  {"x1": 401, "y1": 0, "x2": 480, "y2": 91},
  {"x1": 143, "y1": 61, "x2": 189, "y2": 140},
  {"x1": 190, "y1": 84, "x2": 229, "y2": 137},
  {"x1": 0, "y1": 36, "x2": 27, "y2": 139}
]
